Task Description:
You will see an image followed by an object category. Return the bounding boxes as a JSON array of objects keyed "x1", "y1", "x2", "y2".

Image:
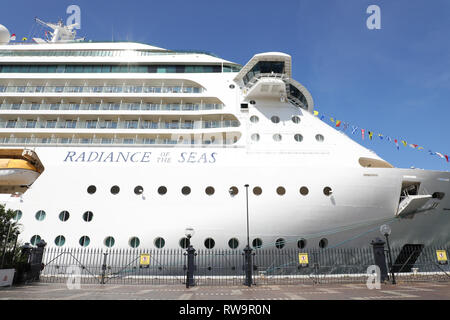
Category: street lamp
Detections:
[
  {"x1": 184, "y1": 227, "x2": 196, "y2": 288},
  {"x1": 243, "y1": 184, "x2": 252, "y2": 287},
  {"x1": 380, "y1": 224, "x2": 396, "y2": 284}
]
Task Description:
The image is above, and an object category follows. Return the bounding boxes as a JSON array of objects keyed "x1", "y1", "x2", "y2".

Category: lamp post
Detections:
[
  {"x1": 243, "y1": 184, "x2": 252, "y2": 287},
  {"x1": 185, "y1": 227, "x2": 196, "y2": 288},
  {"x1": 380, "y1": 224, "x2": 396, "y2": 285}
]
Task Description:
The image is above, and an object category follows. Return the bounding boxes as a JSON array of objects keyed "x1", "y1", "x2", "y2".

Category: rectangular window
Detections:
[
  {"x1": 46, "y1": 120, "x2": 57, "y2": 128},
  {"x1": 26, "y1": 120, "x2": 36, "y2": 128},
  {"x1": 6, "y1": 120, "x2": 17, "y2": 128}
]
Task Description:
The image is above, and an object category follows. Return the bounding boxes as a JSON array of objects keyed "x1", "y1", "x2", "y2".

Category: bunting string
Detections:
[{"x1": 313, "y1": 110, "x2": 448, "y2": 163}]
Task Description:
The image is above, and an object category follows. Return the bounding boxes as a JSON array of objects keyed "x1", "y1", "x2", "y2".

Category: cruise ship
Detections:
[{"x1": 0, "y1": 20, "x2": 449, "y2": 252}]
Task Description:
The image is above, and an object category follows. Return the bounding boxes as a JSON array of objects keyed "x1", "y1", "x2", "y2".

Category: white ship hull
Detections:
[{"x1": 6, "y1": 146, "x2": 450, "y2": 250}]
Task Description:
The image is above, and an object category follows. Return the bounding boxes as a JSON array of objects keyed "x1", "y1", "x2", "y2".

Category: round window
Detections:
[
  {"x1": 204, "y1": 238, "x2": 215, "y2": 249},
  {"x1": 87, "y1": 185, "x2": 96, "y2": 194},
  {"x1": 179, "y1": 237, "x2": 190, "y2": 249},
  {"x1": 273, "y1": 134, "x2": 282, "y2": 142},
  {"x1": 315, "y1": 134, "x2": 324, "y2": 142},
  {"x1": 276, "y1": 186, "x2": 286, "y2": 196},
  {"x1": 323, "y1": 187, "x2": 333, "y2": 196},
  {"x1": 30, "y1": 235, "x2": 41, "y2": 246},
  {"x1": 228, "y1": 238, "x2": 239, "y2": 249},
  {"x1": 154, "y1": 237, "x2": 165, "y2": 249},
  {"x1": 250, "y1": 115, "x2": 259, "y2": 123},
  {"x1": 55, "y1": 235, "x2": 66, "y2": 247},
  {"x1": 134, "y1": 186, "x2": 144, "y2": 195},
  {"x1": 59, "y1": 210, "x2": 70, "y2": 222},
  {"x1": 104, "y1": 236, "x2": 115, "y2": 248},
  {"x1": 229, "y1": 84, "x2": 235, "y2": 89},
  {"x1": 319, "y1": 238, "x2": 328, "y2": 249},
  {"x1": 271, "y1": 116, "x2": 280, "y2": 124},
  {"x1": 129, "y1": 237, "x2": 140, "y2": 248},
  {"x1": 300, "y1": 186, "x2": 309, "y2": 196},
  {"x1": 251, "y1": 133, "x2": 260, "y2": 141},
  {"x1": 13, "y1": 210, "x2": 22, "y2": 221},
  {"x1": 252, "y1": 238, "x2": 263, "y2": 249},
  {"x1": 79, "y1": 236, "x2": 90, "y2": 247},
  {"x1": 229, "y1": 186, "x2": 239, "y2": 197},
  {"x1": 83, "y1": 211, "x2": 93, "y2": 222},
  {"x1": 35, "y1": 210, "x2": 46, "y2": 221},
  {"x1": 181, "y1": 186, "x2": 191, "y2": 195},
  {"x1": 297, "y1": 239, "x2": 307, "y2": 249},
  {"x1": 158, "y1": 186, "x2": 167, "y2": 195},
  {"x1": 275, "y1": 238, "x2": 286, "y2": 249},
  {"x1": 110, "y1": 185, "x2": 120, "y2": 195},
  {"x1": 294, "y1": 134, "x2": 303, "y2": 142},
  {"x1": 292, "y1": 116, "x2": 301, "y2": 124},
  {"x1": 253, "y1": 186, "x2": 262, "y2": 196},
  {"x1": 205, "y1": 186, "x2": 215, "y2": 196}
]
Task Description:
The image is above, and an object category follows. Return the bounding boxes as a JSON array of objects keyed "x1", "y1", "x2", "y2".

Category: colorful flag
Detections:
[
  {"x1": 378, "y1": 134, "x2": 383, "y2": 140},
  {"x1": 335, "y1": 120, "x2": 341, "y2": 127},
  {"x1": 445, "y1": 155, "x2": 449, "y2": 162},
  {"x1": 22, "y1": 37, "x2": 27, "y2": 41},
  {"x1": 351, "y1": 126, "x2": 358, "y2": 134},
  {"x1": 394, "y1": 139, "x2": 399, "y2": 150},
  {"x1": 401, "y1": 140, "x2": 407, "y2": 147},
  {"x1": 330, "y1": 117, "x2": 335, "y2": 123},
  {"x1": 368, "y1": 131, "x2": 373, "y2": 140},
  {"x1": 313, "y1": 111, "x2": 319, "y2": 116},
  {"x1": 320, "y1": 115, "x2": 325, "y2": 121},
  {"x1": 436, "y1": 152, "x2": 445, "y2": 159},
  {"x1": 10, "y1": 34, "x2": 16, "y2": 41},
  {"x1": 361, "y1": 129, "x2": 365, "y2": 140}
]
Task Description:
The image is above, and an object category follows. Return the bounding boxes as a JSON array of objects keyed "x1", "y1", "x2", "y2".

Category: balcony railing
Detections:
[
  {"x1": 0, "y1": 102, "x2": 223, "y2": 112},
  {"x1": 0, "y1": 119, "x2": 240, "y2": 130},
  {"x1": 0, "y1": 85, "x2": 203, "y2": 94}
]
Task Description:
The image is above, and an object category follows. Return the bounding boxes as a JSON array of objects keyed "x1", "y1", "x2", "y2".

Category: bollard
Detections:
[
  {"x1": 186, "y1": 245, "x2": 196, "y2": 288},
  {"x1": 371, "y1": 238, "x2": 389, "y2": 282},
  {"x1": 243, "y1": 245, "x2": 253, "y2": 287}
]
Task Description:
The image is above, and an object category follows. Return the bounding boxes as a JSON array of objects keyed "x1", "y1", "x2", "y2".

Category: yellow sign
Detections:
[
  {"x1": 298, "y1": 253, "x2": 309, "y2": 265},
  {"x1": 436, "y1": 250, "x2": 448, "y2": 263},
  {"x1": 140, "y1": 254, "x2": 150, "y2": 266}
]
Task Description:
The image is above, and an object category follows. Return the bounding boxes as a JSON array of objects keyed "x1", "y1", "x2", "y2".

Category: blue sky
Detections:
[{"x1": 1, "y1": 0, "x2": 449, "y2": 171}]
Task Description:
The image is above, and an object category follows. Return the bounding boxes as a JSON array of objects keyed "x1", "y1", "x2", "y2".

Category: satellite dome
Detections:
[{"x1": 0, "y1": 24, "x2": 11, "y2": 44}]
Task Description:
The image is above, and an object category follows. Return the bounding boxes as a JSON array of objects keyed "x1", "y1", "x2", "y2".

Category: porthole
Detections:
[
  {"x1": 273, "y1": 134, "x2": 282, "y2": 142},
  {"x1": 323, "y1": 187, "x2": 333, "y2": 196},
  {"x1": 294, "y1": 134, "x2": 303, "y2": 142},
  {"x1": 319, "y1": 238, "x2": 328, "y2": 249},
  {"x1": 205, "y1": 186, "x2": 215, "y2": 196},
  {"x1": 250, "y1": 115, "x2": 259, "y2": 123},
  {"x1": 275, "y1": 238, "x2": 286, "y2": 249},
  {"x1": 59, "y1": 210, "x2": 70, "y2": 222},
  {"x1": 134, "y1": 186, "x2": 144, "y2": 195},
  {"x1": 55, "y1": 235, "x2": 65, "y2": 247},
  {"x1": 129, "y1": 237, "x2": 140, "y2": 248},
  {"x1": 154, "y1": 237, "x2": 165, "y2": 249},
  {"x1": 179, "y1": 237, "x2": 190, "y2": 249},
  {"x1": 110, "y1": 185, "x2": 120, "y2": 195},
  {"x1": 229, "y1": 84, "x2": 235, "y2": 89},
  {"x1": 229, "y1": 186, "x2": 239, "y2": 197},
  {"x1": 300, "y1": 186, "x2": 309, "y2": 196},
  {"x1": 249, "y1": 100, "x2": 256, "y2": 105},
  {"x1": 315, "y1": 134, "x2": 324, "y2": 142},
  {"x1": 252, "y1": 238, "x2": 263, "y2": 249},
  {"x1": 104, "y1": 236, "x2": 115, "y2": 248},
  {"x1": 271, "y1": 116, "x2": 280, "y2": 124},
  {"x1": 158, "y1": 186, "x2": 167, "y2": 195},
  {"x1": 204, "y1": 238, "x2": 215, "y2": 249},
  {"x1": 13, "y1": 210, "x2": 22, "y2": 221},
  {"x1": 30, "y1": 235, "x2": 41, "y2": 245},
  {"x1": 83, "y1": 211, "x2": 93, "y2": 222},
  {"x1": 292, "y1": 116, "x2": 301, "y2": 124},
  {"x1": 181, "y1": 186, "x2": 191, "y2": 195},
  {"x1": 251, "y1": 133, "x2": 260, "y2": 141},
  {"x1": 253, "y1": 186, "x2": 262, "y2": 196},
  {"x1": 79, "y1": 236, "x2": 90, "y2": 247},
  {"x1": 297, "y1": 239, "x2": 307, "y2": 249},
  {"x1": 35, "y1": 210, "x2": 46, "y2": 221},
  {"x1": 87, "y1": 185, "x2": 96, "y2": 194},
  {"x1": 276, "y1": 186, "x2": 286, "y2": 196},
  {"x1": 228, "y1": 238, "x2": 239, "y2": 249}
]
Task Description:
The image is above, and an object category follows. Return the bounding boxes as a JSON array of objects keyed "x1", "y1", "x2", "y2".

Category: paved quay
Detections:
[{"x1": 0, "y1": 281, "x2": 449, "y2": 300}]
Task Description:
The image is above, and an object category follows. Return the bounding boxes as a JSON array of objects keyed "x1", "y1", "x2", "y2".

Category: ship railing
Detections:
[
  {"x1": 0, "y1": 102, "x2": 223, "y2": 112},
  {"x1": 0, "y1": 85, "x2": 204, "y2": 94}
]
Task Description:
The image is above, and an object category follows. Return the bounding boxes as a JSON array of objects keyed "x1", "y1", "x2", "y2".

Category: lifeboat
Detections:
[{"x1": 0, "y1": 149, "x2": 44, "y2": 194}]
